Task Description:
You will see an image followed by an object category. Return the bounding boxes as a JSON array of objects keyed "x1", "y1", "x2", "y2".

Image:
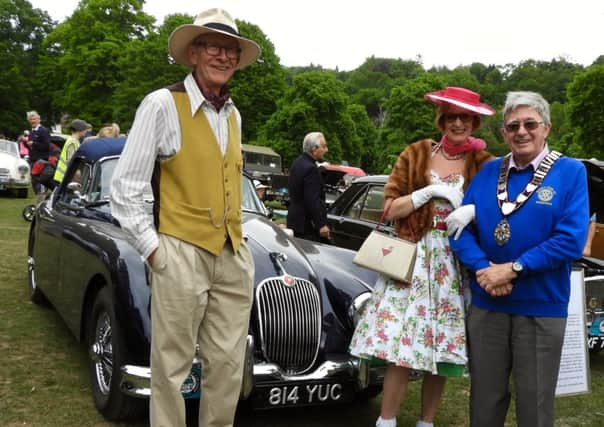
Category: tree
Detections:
[
  {"x1": 229, "y1": 20, "x2": 287, "y2": 143},
  {"x1": 113, "y1": 13, "x2": 191, "y2": 130},
  {"x1": 259, "y1": 71, "x2": 362, "y2": 167},
  {"x1": 0, "y1": 0, "x2": 54, "y2": 137},
  {"x1": 347, "y1": 104, "x2": 378, "y2": 173},
  {"x1": 377, "y1": 74, "x2": 446, "y2": 172},
  {"x1": 36, "y1": 0, "x2": 154, "y2": 127},
  {"x1": 566, "y1": 65, "x2": 604, "y2": 159}
]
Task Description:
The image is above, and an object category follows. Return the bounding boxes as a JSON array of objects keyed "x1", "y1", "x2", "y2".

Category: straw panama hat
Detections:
[
  {"x1": 168, "y1": 8, "x2": 261, "y2": 69},
  {"x1": 425, "y1": 86, "x2": 496, "y2": 116}
]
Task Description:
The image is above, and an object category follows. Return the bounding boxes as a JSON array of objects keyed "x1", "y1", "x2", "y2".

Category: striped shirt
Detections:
[{"x1": 110, "y1": 73, "x2": 242, "y2": 259}]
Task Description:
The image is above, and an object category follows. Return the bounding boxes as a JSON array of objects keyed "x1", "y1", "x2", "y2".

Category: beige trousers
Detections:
[{"x1": 149, "y1": 233, "x2": 254, "y2": 427}]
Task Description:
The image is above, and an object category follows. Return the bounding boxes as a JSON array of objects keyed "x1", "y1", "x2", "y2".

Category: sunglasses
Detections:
[
  {"x1": 444, "y1": 113, "x2": 474, "y2": 123},
  {"x1": 503, "y1": 120, "x2": 544, "y2": 133}
]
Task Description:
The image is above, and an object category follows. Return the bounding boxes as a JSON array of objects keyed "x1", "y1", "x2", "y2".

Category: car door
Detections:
[
  {"x1": 49, "y1": 159, "x2": 95, "y2": 321},
  {"x1": 329, "y1": 183, "x2": 390, "y2": 251}
]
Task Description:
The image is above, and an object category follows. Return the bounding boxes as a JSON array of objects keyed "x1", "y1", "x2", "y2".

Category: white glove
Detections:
[
  {"x1": 411, "y1": 184, "x2": 463, "y2": 210},
  {"x1": 445, "y1": 204, "x2": 476, "y2": 240}
]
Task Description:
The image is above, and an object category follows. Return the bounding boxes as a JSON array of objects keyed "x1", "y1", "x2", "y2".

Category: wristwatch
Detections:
[{"x1": 512, "y1": 261, "x2": 524, "y2": 276}]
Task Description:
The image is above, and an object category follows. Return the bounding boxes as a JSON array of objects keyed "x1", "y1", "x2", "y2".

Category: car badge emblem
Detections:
[
  {"x1": 382, "y1": 246, "x2": 393, "y2": 256},
  {"x1": 282, "y1": 275, "x2": 295, "y2": 287}
]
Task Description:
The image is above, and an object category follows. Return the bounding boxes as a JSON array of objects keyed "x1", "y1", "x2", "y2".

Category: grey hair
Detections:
[
  {"x1": 26, "y1": 110, "x2": 40, "y2": 120},
  {"x1": 502, "y1": 91, "x2": 551, "y2": 125},
  {"x1": 302, "y1": 132, "x2": 325, "y2": 154}
]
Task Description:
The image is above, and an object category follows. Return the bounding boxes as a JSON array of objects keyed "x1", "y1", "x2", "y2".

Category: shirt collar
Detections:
[
  {"x1": 184, "y1": 73, "x2": 233, "y2": 115},
  {"x1": 508, "y1": 144, "x2": 550, "y2": 171}
]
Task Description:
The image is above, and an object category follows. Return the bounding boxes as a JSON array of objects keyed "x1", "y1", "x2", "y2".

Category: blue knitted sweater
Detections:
[{"x1": 450, "y1": 155, "x2": 589, "y2": 317}]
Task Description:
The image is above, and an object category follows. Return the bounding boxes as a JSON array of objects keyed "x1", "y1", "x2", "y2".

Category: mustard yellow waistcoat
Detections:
[{"x1": 154, "y1": 90, "x2": 243, "y2": 256}]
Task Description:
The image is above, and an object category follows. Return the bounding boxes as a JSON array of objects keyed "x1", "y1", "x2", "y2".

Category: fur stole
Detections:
[{"x1": 384, "y1": 138, "x2": 494, "y2": 242}]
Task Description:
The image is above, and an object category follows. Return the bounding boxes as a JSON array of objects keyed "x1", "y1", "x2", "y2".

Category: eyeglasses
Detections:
[
  {"x1": 194, "y1": 42, "x2": 241, "y2": 60},
  {"x1": 503, "y1": 120, "x2": 544, "y2": 133},
  {"x1": 444, "y1": 113, "x2": 473, "y2": 123}
]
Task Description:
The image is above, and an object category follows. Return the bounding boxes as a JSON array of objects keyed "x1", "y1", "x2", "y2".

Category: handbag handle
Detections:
[
  {"x1": 375, "y1": 202, "x2": 391, "y2": 232},
  {"x1": 378, "y1": 198, "x2": 418, "y2": 241}
]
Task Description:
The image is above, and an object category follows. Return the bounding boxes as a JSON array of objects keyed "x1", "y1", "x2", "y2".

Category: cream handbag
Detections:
[{"x1": 353, "y1": 207, "x2": 417, "y2": 283}]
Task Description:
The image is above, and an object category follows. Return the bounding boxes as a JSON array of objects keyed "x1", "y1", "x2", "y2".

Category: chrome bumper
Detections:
[{"x1": 120, "y1": 335, "x2": 384, "y2": 399}]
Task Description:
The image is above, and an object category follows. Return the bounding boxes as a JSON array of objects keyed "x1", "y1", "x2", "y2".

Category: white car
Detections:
[{"x1": 0, "y1": 139, "x2": 30, "y2": 198}]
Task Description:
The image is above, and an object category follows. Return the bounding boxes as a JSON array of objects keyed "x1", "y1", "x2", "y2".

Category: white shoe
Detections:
[
  {"x1": 416, "y1": 421, "x2": 433, "y2": 427},
  {"x1": 376, "y1": 416, "x2": 397, "y2": 427}
]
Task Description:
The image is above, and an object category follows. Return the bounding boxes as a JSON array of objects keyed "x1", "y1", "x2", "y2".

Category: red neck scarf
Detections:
[{"x1": 440, "y1": 135, "x2": 486, "y2": 156}]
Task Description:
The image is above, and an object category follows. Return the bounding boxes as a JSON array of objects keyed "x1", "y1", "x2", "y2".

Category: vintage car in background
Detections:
[
  {"x1": 26, "y1": 138, "x2": 383, "y2": 421},
  {"x1": 326, "y1": 175, "x2": 391, "y2": 251},
  {"x1": 0, "y1": 138, "x2": 30, "y2": 198},
  {"x1": 320, "y1": 163, "x2": 366, "y2": 207}
]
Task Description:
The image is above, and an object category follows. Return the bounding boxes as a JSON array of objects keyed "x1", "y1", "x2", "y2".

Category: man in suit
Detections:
[{"x1": 287, "y1": 132, "x2": 331, "y2": 242}]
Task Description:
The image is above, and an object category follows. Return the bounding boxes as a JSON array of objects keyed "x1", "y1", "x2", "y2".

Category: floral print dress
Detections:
[{"x1": 349, "y1": 172, "x2": 467, "y2": 375}]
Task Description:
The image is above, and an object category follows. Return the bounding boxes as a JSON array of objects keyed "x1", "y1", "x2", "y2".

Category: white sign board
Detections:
[{"x1": 555, "y1": 268, "x2": 590, "y2": 396}]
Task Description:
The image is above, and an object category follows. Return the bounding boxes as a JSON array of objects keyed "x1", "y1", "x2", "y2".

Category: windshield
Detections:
[
  {"x1": 96, "y1": 158, "x2": 268, "y2": 215},
  {"x1": 0, "y1": 140, "x2": 19, "y2": 157}
]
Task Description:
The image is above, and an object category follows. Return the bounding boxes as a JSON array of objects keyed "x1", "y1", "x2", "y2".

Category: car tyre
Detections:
[{"x1": 87, "y1": 286, "x2": 147, "y2": 421}]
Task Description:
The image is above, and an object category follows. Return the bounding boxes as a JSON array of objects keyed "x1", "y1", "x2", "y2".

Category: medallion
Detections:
[{"x1": 494, "y1": 218, "x2": 511, "y2": 246}]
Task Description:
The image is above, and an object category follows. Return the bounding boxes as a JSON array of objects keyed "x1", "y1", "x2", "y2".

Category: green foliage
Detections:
[
  {"x1": 377, "y1": 74, "x2": 446, "y2": 172},
  {"x1": 0, "y1": 1, "x2": 600, "y2": 168},
  {"x1": 229, "y1": 20, "x2": 287, "y2": 143},
  {"x1": 260, "y1": 71, "x2": 363, "y2": 168},
  {"x1": 0, "y1": 0, "x2": 54, "y2": 137},
  {"x1": 566, "y1": 65, "x2": 604, "y2": 159},
  {"x1": 343, "y1": 57, "x2": 424, "y2": 123},
  {"x1": 36, "y1": 0, "x2": 155, "y2": 127},
  {"x1": 113, "y1": 13, "x2": 191, "y2": 130}
]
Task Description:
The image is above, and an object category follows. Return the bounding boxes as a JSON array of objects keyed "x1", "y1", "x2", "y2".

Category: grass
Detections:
[{"x1": 1, "y1": 192, "x2": 604, "y2": 426}]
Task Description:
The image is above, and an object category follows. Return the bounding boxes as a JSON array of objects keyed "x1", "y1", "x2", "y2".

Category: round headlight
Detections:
[
  {"x1": 589, "y1": 298, "x2": 599, "y2": 310},
  {"x1": 348, "y1": 292, "x2": 372, "y2": 327},
  {"x1": 18, "y1": 165, "x2": 29, "y2": 174},
  {"x1": 599, "y1": 319, "x2": 604, "y2": 334}
]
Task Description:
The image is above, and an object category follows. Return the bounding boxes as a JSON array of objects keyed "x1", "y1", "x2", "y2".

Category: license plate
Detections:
[
  {"x1": 587, "y1": 336, "x2": 604, "y2": 350},
  {"x1": 252, "y1": 381, "x2": 355, "y2": 408}
]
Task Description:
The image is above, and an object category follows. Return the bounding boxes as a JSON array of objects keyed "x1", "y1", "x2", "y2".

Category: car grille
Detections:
[
  {"x1": 255, "y1": 276, "x2": 321, "y2": 375},
  {"x1": 0, "y1": 168, "x2": 9, "y2": 178}
]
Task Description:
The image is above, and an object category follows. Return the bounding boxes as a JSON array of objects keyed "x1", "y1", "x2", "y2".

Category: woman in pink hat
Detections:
[{"x1": 349, "y1": 87, "x2": 495, "y2": 427}]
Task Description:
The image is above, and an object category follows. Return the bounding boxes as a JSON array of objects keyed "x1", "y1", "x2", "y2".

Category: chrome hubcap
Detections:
[{"x1": 90, "y1": 312, "x2": 113, "y2": 395}]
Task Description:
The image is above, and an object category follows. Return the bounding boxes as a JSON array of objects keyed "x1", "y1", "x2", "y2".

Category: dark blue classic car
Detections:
[{"x1": 26, "y1": 138, "x2": 383, "y2": 421}]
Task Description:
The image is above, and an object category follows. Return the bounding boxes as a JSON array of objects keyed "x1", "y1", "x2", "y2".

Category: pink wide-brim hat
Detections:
[
  {"x1": 424, "y1": 86, "x2": 496, "y2": 116},
  {"x1": 168, "y1": 8, "x2": 261, "y2": 70}
]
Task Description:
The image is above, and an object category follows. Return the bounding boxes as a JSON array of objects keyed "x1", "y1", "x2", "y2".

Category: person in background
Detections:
[
  {"x1": 349, "y1": 87, "x2": 495, "y2": 427},
  {"x1": 18, "y1": 130, "x2": 30, "y2": 158},
  {"x1": 449, "y1": 91, "x2": 589, "y2": 427},
  {"x1": 254, "y1": 179, "x2": 269, "y2": 201},
  {"x1": 97, "y1": 122, "x2": 120, "y2": 138},
  {"x1": 286, "y1": 131, "x2": 330, "y2": 242},
  {"x1": 26, "y1": 110, "x2": 51, "y2": 200},
  {"x1": 110, "y1": 8, "x2": 260, "y2": 427},
  {"x1": 53, "y1": 119, "x2": 89, "y2": 185}
]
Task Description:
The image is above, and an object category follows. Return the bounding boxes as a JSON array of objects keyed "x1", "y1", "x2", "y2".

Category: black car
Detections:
[
  {"x1": 26, "y1": 137, "x2": 383, "y2": 421},
  {"x1": 327, "y1": 175, "x2": 392, "y2": 251}
]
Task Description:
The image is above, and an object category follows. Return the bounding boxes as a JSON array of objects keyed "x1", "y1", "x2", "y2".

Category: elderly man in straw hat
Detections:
[{"x1": 111, "y1": 8, "x2": 261, "y2": 427}]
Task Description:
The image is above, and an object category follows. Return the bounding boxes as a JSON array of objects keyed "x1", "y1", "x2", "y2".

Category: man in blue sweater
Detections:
[{"x1": 449, "y1": 91, "x2": 589, "y2": 427}]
